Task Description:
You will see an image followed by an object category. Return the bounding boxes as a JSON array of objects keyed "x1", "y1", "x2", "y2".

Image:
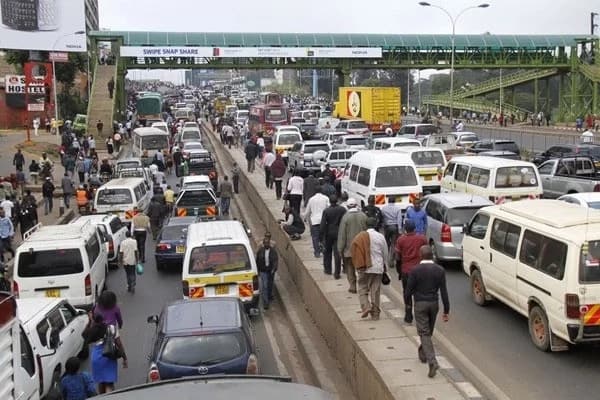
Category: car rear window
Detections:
[
  {"x1": 160, "y1": 332, "x2": 247, "y2": 366},
  {"x1": 459, "y1": 135, "x2": 479, "y2": 142},
  {"x1": 161, "y1": 225, "x2": 188, "y2": 241},
  {"x1": 374, "y1": 166, "x2": 418, "y2": 187},
  {"x1": 117, "y1": 162, "x2": 140, "y2": 170},
  {"x1": 18, "y1": 249, "x2": 83, "y2": 277},
  {"x1": 177, "y1": 190, "x2": 214, "y2": 207},
  {"x1": 411, "y1": 150, "x2": 445, "y2": 166},
  {"x1": 188, "y1": 244, "x2": 251, "y2": 274},
  {"x1": 304, "y1": 144, "x2": 330, "y2": 153},
  {"x1": 349, "y1": 121, "x2": 367, "y2": 129},
  {"x1": 345, "y1": 137, "x2": 367, "y2": 146},
  {"x1": 494, "y1": 166, "x2": 538, "y2": 188},
  {"x1": 277, "y1": 134, "x2": 301, "y2": 145},
  {"x1": 496, "y1": 142, "x2": 519, "y2": 153},
  {"x1": 97, "y1": 189, "x2": 133, "y2": 205},
  {"x1": 184, "y1": 144, "x2": 203, "y2": 150},
  {"x1": 182, "y1": 131, "x2": 201, "y2": 140},
  {"x1": 445, "y1": 207, "x2": 483, "y2": 226},
  {"x1": 580, "y1": 240, "x2": 600, "y2": 283}
]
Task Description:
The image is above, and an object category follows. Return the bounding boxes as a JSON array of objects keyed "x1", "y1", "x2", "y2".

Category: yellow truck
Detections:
[{"x1": 333, "y1": 87, "x2": 401, "y2": 132}]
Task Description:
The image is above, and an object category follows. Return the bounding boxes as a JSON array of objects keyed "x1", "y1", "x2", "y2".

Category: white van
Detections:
[
  {"x1": 182, "y1": 221, "x2": 259, "y2": 312},
  {"x1": 441, "y1": 156, "x2": 542, "y2": 204},
  {"x1": 341, "y1": 150, "x2": 422, "y2": 209},
  {"x1": 13, "y1": 222, "x2": 108, "y2": 310},
  {"x1": 392, "y1": 147, "x2": 447, "y2": 194},
  {"x1": 71, "y1": 214, "x2": 128, "y2": 266},
  {"x1": 462, "y1": 200, "x2": 600, "y2": 351},
  {"x1": 372, "y1": 137, "x2": 422, "y2": 150},
  {"x1": 93, "y1": 178, "x2": 151, "y2": 224},
  {"x1": 18, "y1": 298, "x2": 88, "y2": 398}
]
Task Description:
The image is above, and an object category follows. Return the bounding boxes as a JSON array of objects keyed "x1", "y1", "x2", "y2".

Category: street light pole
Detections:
[{"x1": 418, "y1": 2, "x2": 489, "y2": 122}]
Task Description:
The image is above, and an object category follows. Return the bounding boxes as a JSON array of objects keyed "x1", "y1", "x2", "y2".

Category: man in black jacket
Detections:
[
  {"x1": 42, "y1": 177, "x2": 55, "y2": 215},
  {"x1": 255, "y1": 234, "x2": 279, "y2": 310},
  {"x1": 319, "y1": 195, "x2": 346, "y2": 278},
  {"x1": 406, "y1": 245, "x2": 450, "y2": 378},
  {"x1": 244, "y1": 140, "x2": 258, "y2": 173}
]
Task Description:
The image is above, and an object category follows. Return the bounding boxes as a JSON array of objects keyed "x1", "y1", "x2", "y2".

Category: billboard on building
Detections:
[{"x1": 0, "y1": 0, "x2": 86, "y2": 51}]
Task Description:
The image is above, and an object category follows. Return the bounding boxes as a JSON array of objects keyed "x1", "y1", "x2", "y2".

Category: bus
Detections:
[
  {"x1": 248, "y1": 103, "x2": 290, "y2": 136},
  {"x1": 136, "y1": 93, "x2": 163, "y2": 126},
  {"x1": 132, "y1": 127, "x2": 170, "y2": 158}
]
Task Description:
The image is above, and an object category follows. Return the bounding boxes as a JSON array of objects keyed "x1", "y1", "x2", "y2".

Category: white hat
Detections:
[{"x1": 346, "y1": 198, "x2": 358, "y2": 208}]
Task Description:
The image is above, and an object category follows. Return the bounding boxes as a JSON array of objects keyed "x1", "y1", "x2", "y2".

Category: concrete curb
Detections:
[{"x1": 202, "y1": 122, "x2": 477, "y2": 400}]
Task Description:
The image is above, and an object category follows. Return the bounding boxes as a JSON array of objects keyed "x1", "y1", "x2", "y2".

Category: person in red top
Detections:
[{"x1": 395, "y1": 220, "x2": 428, "y2": 323}]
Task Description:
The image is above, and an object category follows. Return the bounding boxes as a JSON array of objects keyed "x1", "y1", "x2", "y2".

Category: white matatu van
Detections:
[
  {"x1": 462, "y1": 200, "x2": 600, "y2": 351},
  {"x1": 341, "y1": 150, "x2": 422, "y2": 209}
]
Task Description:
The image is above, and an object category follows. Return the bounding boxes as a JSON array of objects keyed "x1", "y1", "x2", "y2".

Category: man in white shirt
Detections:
[
  {"x1": 1, "y1": 197, "x2": 14, "y2": 219},
  {"x1": 302, "y1": 187, "x2": 329, "y2": 257},
  {"x1": 119, "y1": 231, "x2": 139, "y2": 293},
  {"x1": 286, "y1": 170, "x2": 304, "y2": 215},
  {"x1": 262, "y1": 150, "x2": 276, "y2": 189}
]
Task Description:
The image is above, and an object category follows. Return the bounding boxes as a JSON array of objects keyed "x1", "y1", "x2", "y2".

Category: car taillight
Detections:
[
  {"x1": 36, "y1": 354, "x2": 43, "y2": 394},
  {"x1": 148, "y1": 366, "x2": 160, "y2": 382},
  {"x1": 441, "y1": 224, "x2": 452, "y2": 242},
  {"x1": 157, "y1": 243, "x2": 171, "y2": 251},
  {"x1": 594, "y1": 184, "x2": 600, "y2": 192},
  {"x1": 238, "y1": 283, "x2": 253, "y2": 298},
  {"x1": 182, "y1": 280, "x2": 189, "y2": 297},
  {"x1": 84, "y1": 274, "x2": 92, "y2": 296},
  {"x1": 565, "y1": 293, "x2": 581, "y2": 319},
  {"x1": 12, "y1": 280, "x2": 19, "y2": 297},
  {"x1": 108, "y1": 240, "x2": 114, "y2": 253},
  {"x1": 246, "y1": 353, "x2": 259, "y2": 374}
]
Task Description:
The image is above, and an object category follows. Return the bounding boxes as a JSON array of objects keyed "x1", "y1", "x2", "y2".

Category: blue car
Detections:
[
  {"x1": 146, "y1": 297, "x2": 258, "y2": 382},
  {"x1": 154, "y1": 216, "x2": 197, "y2": 269}
]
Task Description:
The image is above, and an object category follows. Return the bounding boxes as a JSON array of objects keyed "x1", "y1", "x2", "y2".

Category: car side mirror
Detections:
[{"x1": 147, "y1": 315, "x2": 159, "y2": 324}]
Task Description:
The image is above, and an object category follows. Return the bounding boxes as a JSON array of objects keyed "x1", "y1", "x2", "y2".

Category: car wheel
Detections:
[
  {"x1": 529, "y1": 305, "x2": 551, "y2": 352},
  {"x1": 470, "y1": 269, "x2": 489, "y2": 306}
]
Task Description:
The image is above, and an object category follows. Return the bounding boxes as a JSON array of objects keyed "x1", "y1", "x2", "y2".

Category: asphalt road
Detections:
[{"x1": 82, "y1": 139, "x2": 281, "y2": 389}]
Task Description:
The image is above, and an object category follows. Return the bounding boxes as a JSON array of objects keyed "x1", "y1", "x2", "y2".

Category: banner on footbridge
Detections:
[{"x1": 120, "y1": 46, "x2": 382, "y2": 58}]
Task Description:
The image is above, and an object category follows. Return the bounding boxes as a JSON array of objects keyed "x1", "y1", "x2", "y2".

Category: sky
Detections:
[
  {"x1": 98, "y1": 0, "x2": 599, "y2": 84},
  {"x1": 99, "y1": 0, "x2": 598, "y2": 35}
]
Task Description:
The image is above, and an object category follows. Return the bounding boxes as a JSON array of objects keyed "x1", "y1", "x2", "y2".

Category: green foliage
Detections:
[
  {"x1": 57, "y1": 89, "x2": 86, "y2": 121},
  {"x1": 3, "y1": 50, "x2": 29, "y2": 72},
  {"x1": 3, "y1": 50, "x2": 86, "y2": 85}
]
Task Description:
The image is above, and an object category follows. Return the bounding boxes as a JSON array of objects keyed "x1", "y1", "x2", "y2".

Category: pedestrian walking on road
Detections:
[
  {"x1": 13, "y1": 149, "x2": 25, "y2": 172},
  {"x1": 405, "y1": 200, "x2": 427, "y2": 235},
  {"x1": 61, "y1": 173, "x2": 74, "y2": 209},
  {"x1": 270, "y1": 155, "x2": 286, "y2": 200},
  {"x1": 92, "y1": 291, "x2": 123, "y2": 329},
  {"x1": 406, "y1": 245, "x2": 450, "y2": 378},
  {"x1": 17, "y1": 203, "x2": 34, "y2": 239},
  {"x1": 395, "y1": 220, "x2": 428, "y2": 323},
  {"x1": 131, "y1": 207, "x2": 150, "y2": 263},
  {"x1": 0, "y1": 208, "x2": 14, "y2": 262},
  {"x1": 96, "y1": 120, "x2": 104, "y2": 136},
  {"x1": 256, "y1": 234, "x2": 278, "y2": 310},
  {"x1": 219, "y1": 176, "x2": 233, "y2": 216},
  {"x1": 352, "y1": 217, "x2": 387, "y2": 320},
  {"x1": 107, "y1": 77, "x2": 115, "y2": 99},
  {"x1": 147, "y1": 196, "x2": 165, "y2": 240},
  {"x1": 302, "y1": 187, "x2": 329, "y2": 258},
  {"x1": 42, "y1": 177, "x2": 55, "y2": 215},
  {"x1": 263, "y1": 150, "x2": 276, "y2": 189},
  {"x1": 363, "y1": 195, "x2": 383, "y2": 230},
  {"x1": 319, "y1": 195, "x2": 346, "y2": 277},
  {"x1": 302, "y1": 172, "x2": 319, "y2": 207},
  {"x1": 244, "y1": 140, "x2": 258, "y2": 173},
  {"x1": 337, "y1": 199, "x2": 367, "y2": 293},
  {"x1": 60, "y1": 357, "x2": 97, "y2": 400},
  {"x1": 231, "y1": 162, "x2": 240, "y2": 194},
  {"x1": 286, "y1": 170, "x2": 304, "y2": 215},
  {"x1": 381, "y1": 196, "x2": 402, "y2": 247},
  {"x1": 119, "y1": 231, "x2": 139, "y2": 293}
]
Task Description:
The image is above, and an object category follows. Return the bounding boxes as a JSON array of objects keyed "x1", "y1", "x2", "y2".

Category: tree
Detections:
[{"x1": 3, "y1": 50, "x2": 29, "y2": 72}]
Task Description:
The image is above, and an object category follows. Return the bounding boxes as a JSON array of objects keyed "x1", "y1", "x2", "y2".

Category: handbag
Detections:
[
  {"x1": 382, "y1": 265, "x2": 391, "y2": 285},
  {"x1": 136, "y1": 262, "x2": 144, "y2": 275},
  {"x1": 102, "y1": 325, "x2": 121, "y2": 360}
]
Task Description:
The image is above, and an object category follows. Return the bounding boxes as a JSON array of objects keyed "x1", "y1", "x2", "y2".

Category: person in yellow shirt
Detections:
[{"x1": 164, "y1": 185, "x2": 175, "y2": 214}]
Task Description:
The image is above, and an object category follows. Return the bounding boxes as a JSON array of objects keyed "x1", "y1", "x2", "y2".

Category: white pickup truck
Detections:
[
  {"x1": 0, "y1": 293, "x2": 39, "y2": 400},
  {"x1": 538, "y1": 157, "x2": 600, "y2": 198}
]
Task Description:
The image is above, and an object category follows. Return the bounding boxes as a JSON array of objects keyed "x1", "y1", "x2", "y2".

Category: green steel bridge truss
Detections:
[{"x1": 89, "y1": 31, "x2": 599, "y2": 121}]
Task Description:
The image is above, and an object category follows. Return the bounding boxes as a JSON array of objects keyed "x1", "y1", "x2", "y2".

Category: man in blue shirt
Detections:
[
  {"x1": 405, "y1": 200, "x2": 428, "y2": 235},
  {"x1": 0, "y1": 208, "x2": 15, "y2": 262}
]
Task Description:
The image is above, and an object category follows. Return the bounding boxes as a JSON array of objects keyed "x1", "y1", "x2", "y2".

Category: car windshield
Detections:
[
  {"x1": 266, "y1": 108, "x2": 287, "y2": 122},
  {"x1": 375, "y1": 166, "x2": 418, "y2": 187},
  {"x1": 182, "y1": 131, "x2": 201, "y2": 141},
  {"x1": 160, "y1": 225, "x2": 188, "y2": 241},
  {"x1": 345, "y1": 137, "x2": 367, "y2": 146},
  {"x1": 304, "y1": 145, "x2": 330, "y2": 153},
  {"x1": 349, "y1": 121, "x2": 367, "y2": 129},
  {"x1": 445, "y1": 207, "x2": 483, "y2": 226},
  {"x1": 494, "y1": 166, "x2": 538, "y2": 188},
  {"x1": 411, "y1": 150, "x2": 445, "y2": 166},
  {"x1": 142, "y1": 135, "x2": 169, "y2": 151},
  {"x1": 184, "y1": 144, "x2": 203, "y2": 150},
  {"x1": 97, "y1": 189, "x2": 133, "y2": 205},
  {"x1": 177, "y1": 190, "x2": 215, "y2": 207},
  {"x1": 580, "y1": 240, "x2": 600, "y2": 283},
  {"x1": 188, "y1": 244, "x2": 251, "y2": 274},
  {"x1": 160, "y1": 332, "x2": 247, "y2": 366},
  {"x1": 278, "y1": 134, "x2": 301, "y2": 145},
  {"x1": 459, "y1": 135, "x2": 479, "y2": 142},
  {"x1": 18, "y1": 249, "x2": 83, "y2": 277}
]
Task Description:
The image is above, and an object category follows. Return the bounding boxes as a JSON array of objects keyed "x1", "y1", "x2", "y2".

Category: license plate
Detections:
[
  {"x1": 424, "y1": 175, "x2": 433, "y2": 181},
  {"x1": 215, "y1": 284, "x2": 229, "y2": 295},
  {"x1": 176, "y1": 245, "x2": 185, "y2": 253},
  {"x1": 45, "y1": 289, "x2": 60, "y2": 298}
]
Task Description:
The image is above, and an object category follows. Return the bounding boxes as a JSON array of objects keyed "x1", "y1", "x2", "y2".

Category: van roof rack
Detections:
[{"x1": 23, "y1": 220, "x2": 95, "y2": 242}]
